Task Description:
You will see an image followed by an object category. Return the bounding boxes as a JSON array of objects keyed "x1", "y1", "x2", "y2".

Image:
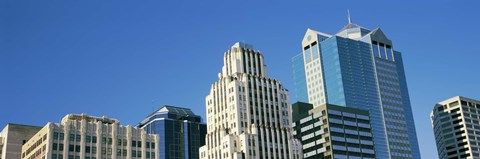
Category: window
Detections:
[
  {"x1": 52, "y1": 143, "x2": 58, "y2": 150},
  {"x1": 69, "y1": 134, "x2": 75, "y2": 141},
  {"x1": 75, "y1": 135, "x2": 81, "y2": 142},
  {"x1": 59, "y1": 133, "x2": 64, "y2": 140},
  {"x1": 59, "y1": 144, "x2": 64, "y2": 151},
  {"x1": 101, "y1": 147, "x2": 106, "y2": 154},
  {"x1": 69, "y1": 145, "x2": 74, "y2": 152},
  {"x1": 54, "y1": 132, "x2": 59, "y2": 139},
  {"x1": 86, "y1": 136, "x2": 91, "y2": 143}
]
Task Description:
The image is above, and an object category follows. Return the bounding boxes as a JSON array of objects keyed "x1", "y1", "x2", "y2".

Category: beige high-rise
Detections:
[
  {"x1": 199, "y1": 43, "x2": 302, "y2": 159},
  {"x1": 21, "y1": 114, "x2": 159, "y2": 159},
  {"x1": 431, "y1": 96, "x2": 480, "y2": 159}
]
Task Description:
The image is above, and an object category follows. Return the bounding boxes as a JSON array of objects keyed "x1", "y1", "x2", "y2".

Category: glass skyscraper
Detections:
[
  {"x1": 292, "y1": 21, "x2": 420, "y2": 159},
  {"x1": 138, "y1": 105, "x2": 207, "y2": 159}
]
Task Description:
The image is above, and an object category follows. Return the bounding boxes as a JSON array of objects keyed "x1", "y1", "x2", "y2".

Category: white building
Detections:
[
  {"x1": 199, "y1": 42, "x2": 301, "y2": 159},
  {"x1": 431, "y1": 96, "x2": 480, "y2": 159},
  {"x1": 21, "y1": 114, "x2": 159, "y2": 159},
  {"x1": 0, "y1": 124, "x2": 42, "y2": 159}
]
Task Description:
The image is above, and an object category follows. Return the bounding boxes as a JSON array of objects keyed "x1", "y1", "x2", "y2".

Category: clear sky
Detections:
[{"x1": 1, "y1": 1, "x2": 479, "y2": 158}]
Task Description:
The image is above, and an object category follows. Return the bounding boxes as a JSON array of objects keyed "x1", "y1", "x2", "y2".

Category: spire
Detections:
[{"x1": 347, "y1": 9, "x2": 352, "y2": 24}]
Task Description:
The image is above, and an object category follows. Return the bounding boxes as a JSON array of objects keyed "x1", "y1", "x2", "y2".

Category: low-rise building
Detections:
[
  {"x1": 292, "y1": 102, "x2": 375, "y2": 159},
  {"x1": 21, "y1": 113, "x2": 160, "y2": 159},
  {"x1": 0, "y1": 123, "x2": 42, "y2": 159}
]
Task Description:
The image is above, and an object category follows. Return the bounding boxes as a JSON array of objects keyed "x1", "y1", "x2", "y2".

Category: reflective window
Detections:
[
  {"x1": 386, "y1": 47, "x2": 393, "y2": 61},
  {"x1": 373, "y1": 44, "x2": 381, "y2": 58},
  {"x1": 304, "y1": 48, "x2": 312, "y2": 63},
  {"x1": 312, "y1": 44, "x2": 320, "y2": 60}
]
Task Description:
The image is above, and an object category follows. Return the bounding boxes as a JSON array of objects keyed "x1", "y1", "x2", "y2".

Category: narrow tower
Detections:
[{"x1": 199, "y1": 42, "x2": 301, "y2": 159}]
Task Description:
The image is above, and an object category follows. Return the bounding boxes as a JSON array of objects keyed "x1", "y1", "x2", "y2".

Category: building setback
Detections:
[
  {"x1": 431, "y1": 96, "x2": 480, "y2": 159},
  {"x1": 0, "y1": 124, "x2": 42, "y2": 159},
  {"x1": 21, "y1": 114, "x2": 159, "y2": 159},
  {"x1": 292, "y1": 102, "x2": 375, "y2": 159},
  {"x1": 292, "y1": 19, "x2": 420, "y2": 158},
  {"x1": 137, "y1": 105, "x2": 207, "y2": 159},
  {"x1": 199, "y1": 42, "x2": 302, "y2": 159}
]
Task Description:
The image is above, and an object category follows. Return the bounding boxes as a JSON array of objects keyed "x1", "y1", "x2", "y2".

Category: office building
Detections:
[
  {"x1": 137, "y1": 105, "x2": 207, "y2": 159},
  {"x1": 0, "y1": 124, "x2": 42, "y2": 159},
  {"x1": 21, "y1": 113, "x2": 159, "y2": 159},
  {"x1": 431, "y1": 96, "x2": 480, "y2": 159},
  {"x1": 292, "y1": 17, "x2": 420, "y2": 158},
  {"x1": 199, "y1": 42, "x2": 301, "y2": 159},
  {"x1": 292, "y1": 102, "x2": 375, "y2": 159}
]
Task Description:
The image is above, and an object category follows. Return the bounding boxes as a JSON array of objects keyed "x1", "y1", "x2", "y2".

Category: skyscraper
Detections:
[
  {"x1": 431, "y1": 96, "x2": 480, "y2": 159},
  {"x1": 138, "y1": 105, "x2": 207, "y2": 159},
  {"x1": 292, "y1": 19, "x2": 420, "y2": 158},
  {"x1": 199, "y1": 42, "x2": 301, "y2": 159}
]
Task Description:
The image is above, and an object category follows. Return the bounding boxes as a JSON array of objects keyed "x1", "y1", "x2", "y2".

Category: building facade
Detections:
[
  {"x1": 292, "y1": 20, "x2": 420, "y2": 158},
  {"x1": 431, "y1": 96, "x2": 480, "y2": 159},
  {"x1": 21, "y1": 114, "x2": 159, "y2": 159},
  {"x1": 292, "y1": 102, "x2": 375, "y2": 159},
  {"x1": 137, "y1": 105, "x2": 207, "y2": 159},
  {"x1": 199, "y1": 42, "x2": 301, "y2": 159},
  {"x1": 0, "y1": 124, "x2": 42, "y2": 159}
]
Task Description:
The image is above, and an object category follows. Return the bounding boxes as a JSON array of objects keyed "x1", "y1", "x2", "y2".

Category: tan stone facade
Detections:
[
  {"x1": 21, "y1": 114, "x2": 160, "y2": 159},
  {"x1": 0, "y1": 124, "x2": 42, "y2": 159}
]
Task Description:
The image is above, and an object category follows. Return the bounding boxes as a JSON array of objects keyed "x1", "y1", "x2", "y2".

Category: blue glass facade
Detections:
[
  {"x1": 295, "y1": 25, "x2": 421, "y2": 159},
  {"x1": 138, "y1": 106, "x2": 207, "y2": 159},
  {"x1": 320, "y1": 36, "x2": 389, "y2": 158},
  {"x1": 292, "y1": 53, "x2": 308, "y2": 103}
]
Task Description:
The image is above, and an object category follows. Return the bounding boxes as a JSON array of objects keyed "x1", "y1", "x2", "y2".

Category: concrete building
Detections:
[
  {"x1": 21, "y1": 114, "x2": 159, "y2": 159},
  {"x1": 199, "y1": 42, "x2": 301, "y2": 159},
  {"x1": 0, "y1": 124, "x2": 42, "y2": 159},
  {"x1": 137, "y1": 105, "x2": 207, "y2": 159},
  {"x1": 431, "y1": 96, "x2": 480, "y2": 159},
  {"x1": 292, "y1": 17, "x2": 420, "y2": 158},
  {"x1": 292, "y1": 102, "x2": 375, "y2": 159}
]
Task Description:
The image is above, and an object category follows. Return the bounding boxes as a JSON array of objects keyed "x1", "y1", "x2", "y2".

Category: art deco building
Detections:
[
  {"x1": 138, "y1": 105, "x2": 207, "y2": 159},
  {"x1": 21, "y1": 114, "x2": 159, "y2": 159},
  {"x1": 292, "y1": 18, "x2": 420, "y2": 158},
  {"x1": 199, "y1": 42, "x2": 301, "y2": 159},
  {"x1": 431, "y1": 96, "x2": 480, "y2": 159},
  {"x1": 292, "y1": 102, "x2": 375, "y2": 159},
  {"x1": 0, "y1": 124, "x2": 42, "y2": 159}
]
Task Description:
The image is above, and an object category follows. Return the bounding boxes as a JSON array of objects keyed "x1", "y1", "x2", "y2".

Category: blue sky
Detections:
[{"x1": 1, "y1": 1, "x2": 479, "y2": 158}]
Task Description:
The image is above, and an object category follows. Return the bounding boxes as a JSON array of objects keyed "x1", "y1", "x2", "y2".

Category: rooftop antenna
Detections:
[{"x1": 347, "y1": 9, "x2": 352, "y2": 24}]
